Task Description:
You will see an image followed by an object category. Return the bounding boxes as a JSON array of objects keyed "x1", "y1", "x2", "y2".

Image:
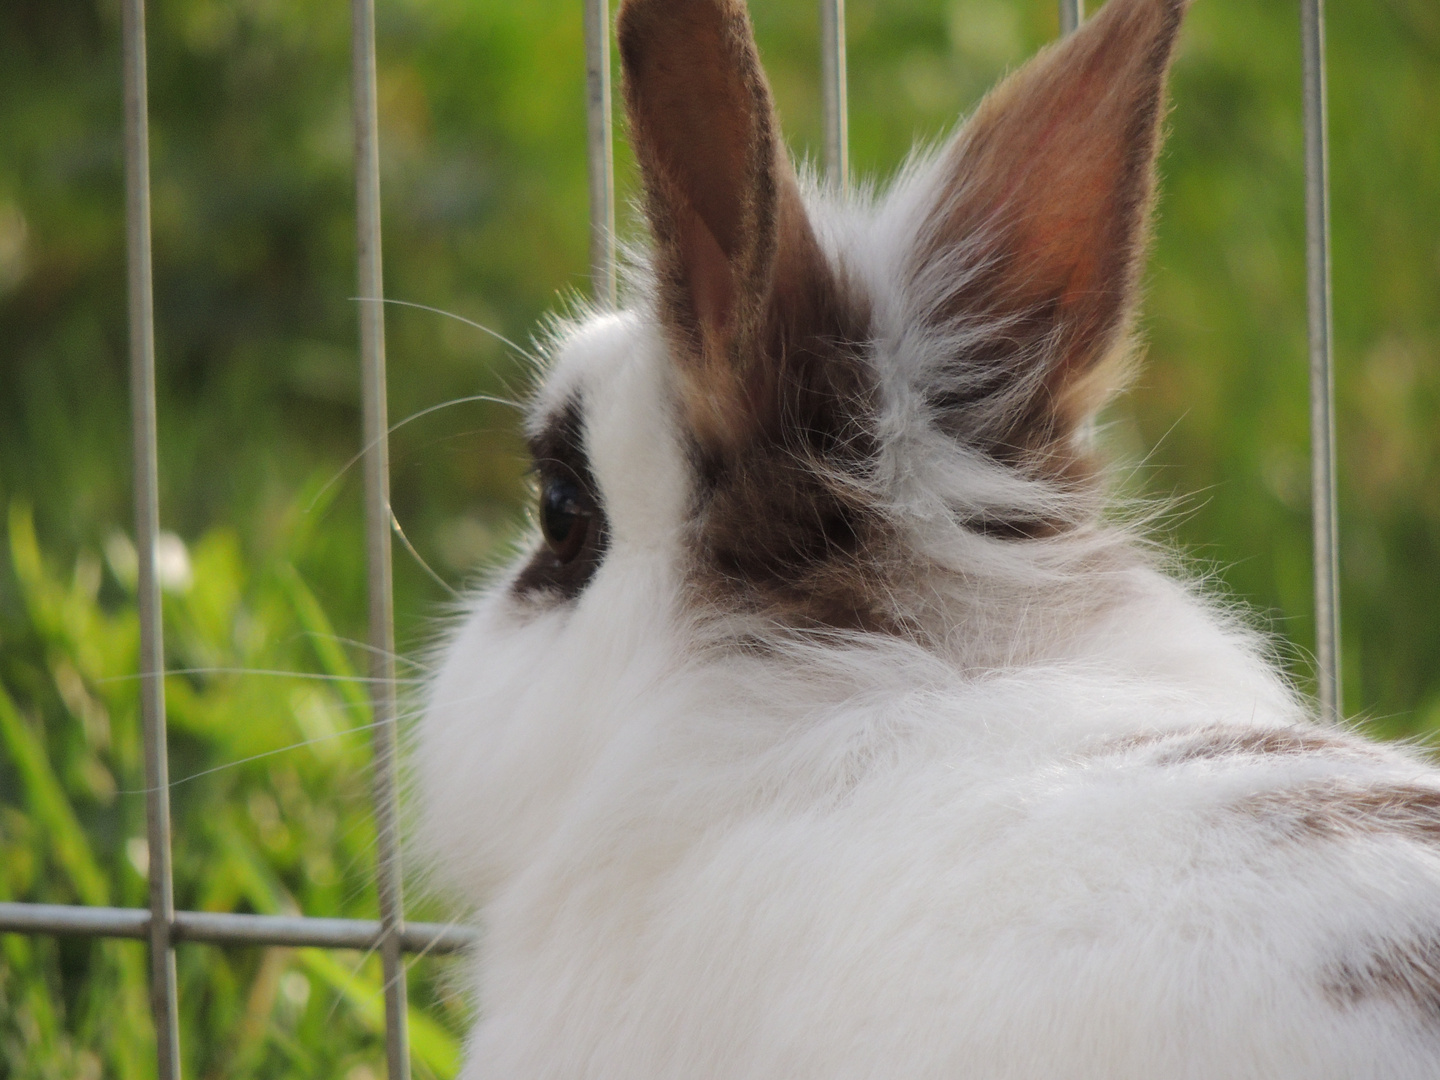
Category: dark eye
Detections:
[{"x1": 539, "y1": 474, "x2": 591, "y2": 563}]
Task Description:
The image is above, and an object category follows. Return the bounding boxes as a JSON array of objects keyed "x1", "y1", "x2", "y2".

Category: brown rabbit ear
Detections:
[
  {"x1": 617, "y1": 0, "x2": 848, "y2": 458},
  {"x1": 915, "y1": 0, "x2": 1188, "y2": 470}
]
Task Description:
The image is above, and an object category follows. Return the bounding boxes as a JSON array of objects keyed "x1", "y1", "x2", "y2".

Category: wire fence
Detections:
[{"x1": 0, "y1": 0, "x2": 1341, "y2": 1075}]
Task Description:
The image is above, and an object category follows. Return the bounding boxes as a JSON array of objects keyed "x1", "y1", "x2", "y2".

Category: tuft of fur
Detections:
[{"x1": 415, "y1": 1, "x2": 1440, "y2": 1076}]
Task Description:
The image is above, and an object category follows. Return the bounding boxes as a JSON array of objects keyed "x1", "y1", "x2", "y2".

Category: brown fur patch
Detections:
[
  {"x1": 1324, "y1": 934, "x2": 1440, "y2": 1024},
  {"x1": 1088, "y1": 724, "x2": 1377, "y2": 766},
  {"x1": 1097, "y1": 724, "x2": 1378, "y2": 765},
  {"x1": 1163, "y1": 727, "x2": 1381, "y2": 764},
  {"x1": 687, "y1": 268, "x2": 896, "y2": 633},
  {"x1": 913, "y1": 0, "x2": 1188, "y2": 474},
  {"x1": 1092, "y1": 726, "x2": 1440, "y2": 1026},
  {"x1": 1238, "y1": 781, "x2": 1440, "y2": 846}
]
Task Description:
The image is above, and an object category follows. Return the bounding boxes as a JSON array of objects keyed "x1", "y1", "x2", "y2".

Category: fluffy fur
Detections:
[{"x1": 416, "y1": 0, "x2": 1440, "y2": 1075}]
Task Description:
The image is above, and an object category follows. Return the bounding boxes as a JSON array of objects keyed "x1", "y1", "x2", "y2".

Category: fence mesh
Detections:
[{"x1": 0, "y1": 1, "x2": 1342, "y2": 1075}]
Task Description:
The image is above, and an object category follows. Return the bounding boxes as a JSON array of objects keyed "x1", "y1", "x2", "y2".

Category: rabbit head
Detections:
[{"x1": 418, "y1": 0, "x2": 1200, "y2": 904}]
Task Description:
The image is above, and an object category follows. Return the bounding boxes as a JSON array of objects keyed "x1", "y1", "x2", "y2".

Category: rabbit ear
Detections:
[
  {"x1": 912, "y1": 0, "x2": 1188, "y2": 471},
  {"x1": 618, "y1": 0, "x2": 883, "y2": 630},
  {"x1": 618, "y1": 0, "x2": 859, "y2": 459}
]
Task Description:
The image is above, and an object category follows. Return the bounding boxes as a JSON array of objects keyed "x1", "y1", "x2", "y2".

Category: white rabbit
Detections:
[{"x1": 416, "y1": 0, "x2": 1440, "y2": 1076}]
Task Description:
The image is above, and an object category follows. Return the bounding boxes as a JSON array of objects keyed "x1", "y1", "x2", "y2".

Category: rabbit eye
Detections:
[{"x1": 539, "y1": 475, "x2": 591, "y2": 563}]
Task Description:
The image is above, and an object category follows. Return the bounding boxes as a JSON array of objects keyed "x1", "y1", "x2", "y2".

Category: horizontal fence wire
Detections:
[{"x1": 0, "y1": 904, "x2": 476, "y2": 953}]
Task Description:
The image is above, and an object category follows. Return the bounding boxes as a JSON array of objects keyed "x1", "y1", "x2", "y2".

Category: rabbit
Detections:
[{"x1": 415, "y1": 0, "x2": 1440, "y2": 1076}]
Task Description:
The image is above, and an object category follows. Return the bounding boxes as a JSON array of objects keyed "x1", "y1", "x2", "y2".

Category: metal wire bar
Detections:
[
  {"x1": 584, "y1": 0, "x2": 617, "y2": 305},
  {"x1": 121, "y1": 0, "x2": 181, "y2": 1075},
  {"x1": 0, "y1": 903, "x2": 147, "y2": 941},
  {"x1": 1301, "y1": 0, "x2": 1341, "y2": 723},
  {"x1": 350, "y1": 0, "x2": 412, "y2": 1075},
  {"x1": 819, "y1": 0, "x2": 848, "y2": 188},
  {"x1": 1059, "y1": 0, "x2": 1083, "y2": 36},
  {"x1": 0, "y1": 904, "x2": 476, "y2": 953}
]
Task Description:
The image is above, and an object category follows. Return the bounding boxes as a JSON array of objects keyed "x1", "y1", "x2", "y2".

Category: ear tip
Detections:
[
  {"x1": 1060, "y1": 0, "x2": 1190, "y2": 86},
  {"x1": 614, "y1": 0, "x2": 654, "y2": 62},
  {"x1": 1156, "y1": 0, "x2": 1193, "y2": 35},
  {"x1": 1098, "y1": 0, "x2": 1192, "y2": 38},
  {"x1": 615, "y1": 0, "x2": 660, "y2": 39},
  {"x1": 617, "y1": 0, "x2": 750, "y2": 54}
]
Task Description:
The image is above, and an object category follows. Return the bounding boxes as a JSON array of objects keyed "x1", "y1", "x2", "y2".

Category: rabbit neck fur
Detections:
[{"x1": 416, "y1": 0, "x2": 1440, "y2": 1075}]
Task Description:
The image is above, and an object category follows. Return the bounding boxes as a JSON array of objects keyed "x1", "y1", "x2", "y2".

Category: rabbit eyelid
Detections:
[{"x1": 513, "y1": 398, "x2": 610, "y2": 602}]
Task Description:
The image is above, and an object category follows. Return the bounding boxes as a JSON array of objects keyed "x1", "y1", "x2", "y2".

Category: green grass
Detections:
[{"x1": 0, "y1": 500, "x2": 467, "y2": 1077}]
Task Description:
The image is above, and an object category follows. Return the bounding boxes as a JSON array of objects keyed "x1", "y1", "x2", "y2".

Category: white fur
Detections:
[{"x1": 415, "y1": 153, "x2": 1440, "y2": 1077}]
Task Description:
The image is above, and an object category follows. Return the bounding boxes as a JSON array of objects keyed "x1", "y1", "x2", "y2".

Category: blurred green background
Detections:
[{"x1": 1, "y1": 0, "x2": 1436, "y2": 1074}]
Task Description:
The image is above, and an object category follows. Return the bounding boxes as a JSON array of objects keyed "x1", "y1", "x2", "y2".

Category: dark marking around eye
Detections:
[{"x1": 513, "y1": 399, "x2": 609, "y2": 602}]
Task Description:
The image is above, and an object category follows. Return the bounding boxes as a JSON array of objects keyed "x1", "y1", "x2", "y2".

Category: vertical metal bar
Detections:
[
  {"x1": 1301, "y1": 0, "x2": 1341, "y2": 723},
  {"x1": 350, "y1": 0, "x2": 411, "y2": 1076},
  {"x1": 819, "y1": 0, "x2": 848, "y2": 189},
  {"x1": 1059, "y1": 0, "x2": 1083, "y2": 36},
  {"x1": 583, "y1": 0, "x2": 617, "y2": 305},
  {"x1": 121, "y1": 1, "x2": 181, "y2": 1076}
]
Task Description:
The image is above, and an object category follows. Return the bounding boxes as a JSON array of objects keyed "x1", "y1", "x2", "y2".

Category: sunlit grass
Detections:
[{"x1": 0, "y1": 500, "x2": 467, "y2": 1078}]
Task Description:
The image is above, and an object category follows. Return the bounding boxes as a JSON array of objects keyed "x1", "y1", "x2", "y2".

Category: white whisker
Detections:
[
  {"x1": 115, "y1": 719, "x2": 390, "y2": 794},
  {"x1": 309, "y1": 384, "x2": 524, "y2": 513},
  {"x1": 96, "y1": 667, "x2": 422, "y2": 686},
  {"x1": 355, "y1": 296, "x2": 539, "y2": 365},
  {"x1": 391, "y1": 508, "x2": 460, "y2": 599}
]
